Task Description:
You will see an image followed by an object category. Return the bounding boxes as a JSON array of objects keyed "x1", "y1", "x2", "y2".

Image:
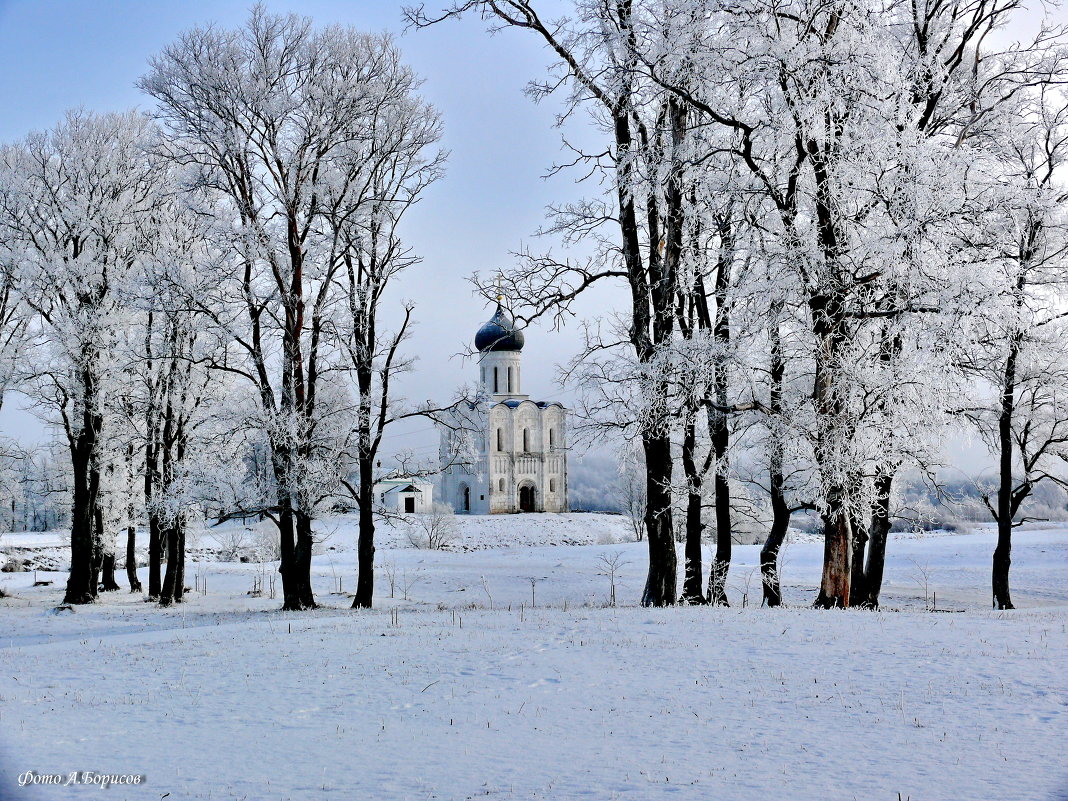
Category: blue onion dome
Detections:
[{"x1": 475, "y1": 303, "x2": 525, "y2": 352}]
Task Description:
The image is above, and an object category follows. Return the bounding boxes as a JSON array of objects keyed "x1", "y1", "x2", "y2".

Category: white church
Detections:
[{"x1": 438, "y1": 301, "x2": 568, "y2": 514}]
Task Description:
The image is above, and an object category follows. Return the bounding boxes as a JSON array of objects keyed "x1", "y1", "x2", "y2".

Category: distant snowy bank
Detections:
[{"x1": 3, "y1": 512, "x2": 1055, "y2": 574}]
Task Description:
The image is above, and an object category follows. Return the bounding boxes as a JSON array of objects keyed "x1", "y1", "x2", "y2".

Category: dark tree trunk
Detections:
[
  {"x1": 807, "y1": 138, "x2": 854, "y2": 609},
  {"x1": 100, "y1": 554, "x2": 120, "y2": 592},
  {"x1": 160, "y1": 522, "x2": 186, "y2": 606},
  {"x1": 148, "y1": 515, "x2": 162, "y2": 598},
  {"x1": 861, "y1": 468, "x2": 894, "y2": 608},
  {"x1": 176, "y1": 523, "x2": 185, "y2": 602},
  {"x1": 993, "y1": 334, "x2": 1020, "y2": 610},
  {"x1": 98, "y1": 506, "x2": 120, "y2": 592},
  {"x1": 124, "y1": 441, "x2": 142, "y2": 593},
  {"x1": 620, "y1": 88, "x2": 679, "y2": 607},
  {"x1": 679, "y1": 412, "x2": 706, "y2": 604},
  {"x1": 706, "y1": 226, "x2": 733, "y2": 606},
  {"x1": 145, "y1": 431, "x2": 162, "y2": 598},
  {"x1": 125, "y1": 523, "x2": 142, "y2": 593},
  {"x1": 65, "y1": 482, "x2": 99, "y2": 604},
  {"x1": 761, "y1": 495, "x2": 790, "y2": 607},
  {"x1": 159, "y1": 524, "x2": 178, "y2": 606},
  {"x1": 707, "y1": 433, "x2": 731, "y2": 606},
  {"x1": 761, "y1": 312, "x2": 789, "y2": 607},
  {"x1": 277, "y1": 505, "x2": 295, "y2": 607},
  {"x1": 63, "y1": 386, "x2": 103, "y2": 605},
  {"x1": 352, "y1": 457, "x2": 376, "y2": 608},
  {"x1": 992, "y1": 525, "x2": 1013, "y2": 610},
  {"x1": 641, "y1": 432, "x2": 677, "y2": 607},
  {"x1": 349, "y1": 314, "x2": 378, "y2": 610},
  {"x1": 849, "y1": 507, "x2": 868, "y2": 606},
  {"x1": 810, "y1": 298, "x2": 853, "y2": 608},
  {"x1": 278, "y1": 507, "x2": 316, "y2": 611}
]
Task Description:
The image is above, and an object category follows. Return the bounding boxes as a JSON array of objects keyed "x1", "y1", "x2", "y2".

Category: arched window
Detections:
[
  {"x1": 507, "y1": 366, "x2": 513, "y2": 393},
  {"x1": 498, "y1": 478, "x2": 505, "y2": 492},
  {"x1": 493, "y1": 367, "x2": 499, "y2": 394},
  {"x1": 523, "y1": 428, "x2": 529, "y2": 452},
  {"x1": 496, "y1": 428, "x2": 503, "y2": 451},
  {"x1": 550, "y1": 478, "x2": 557, "y2": 493},
  {"x1": 549, "y1": 428, "x2": 555, "y2": 449}
]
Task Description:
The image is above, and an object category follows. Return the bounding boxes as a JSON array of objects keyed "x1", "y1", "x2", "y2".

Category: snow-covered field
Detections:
[{"x1": 1, "y1": 514, "x2": 1066, "y2": 800}]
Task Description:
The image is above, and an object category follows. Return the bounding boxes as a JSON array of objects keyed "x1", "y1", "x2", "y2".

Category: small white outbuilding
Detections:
[{"x1": 373, "y1": 479, "x2": 434, "y2": 514}]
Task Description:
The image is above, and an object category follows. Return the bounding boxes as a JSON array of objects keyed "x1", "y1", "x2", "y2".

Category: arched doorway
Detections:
[
  {"x1": 518, "y1": 483, "x2": 536, "y2": 513},
  {"x1": 460, "y1": 484, "x2": 471, "y2": 513}
]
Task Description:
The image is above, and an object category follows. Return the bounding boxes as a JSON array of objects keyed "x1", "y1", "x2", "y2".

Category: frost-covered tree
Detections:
[
  {"x1": 0, "y1": 110, "x2": 166, "y2": 604},
  {"x1": 141, "y1": 8, "x2": 443, "y2": 610},
  {"x1": 411, "y1": 0, "x2": 1068, "y2": 610},
  {"x1": 0, "y1": 261, "x2": 28, "y2": 412},
  {"x1": 636, "y1": 0, "x2": 1068, "y2": 607},
  {"x1": 410, "y1": 0, "x2": 693, "y2": 606},
  {"x1": 321, "y1": 52, "x2": 446, "y2": 609},
  {"x1": 960, "y1": 86, "x2": 1068, "y2": 610},
  {"x1": 124, "y1": 197, "x2": 226, "y2": 605}
]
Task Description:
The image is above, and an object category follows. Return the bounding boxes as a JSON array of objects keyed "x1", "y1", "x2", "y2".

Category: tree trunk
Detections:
[
  {"x1": 861, "y1": 468, "x2": 894, "y2": 608},
  {"x1": 125, "y1": 523, "x2": 142, "y2": 593},
  {"x1": 814, "y1": 493, "x2": 852, "y2": 608},
  {"x1": 704, "y1": 454, "x2": 730, "y2": 606},
  {"x1": 124, "y1": 442, "x2": 142, "y2": 592},
  {"x1": 641, "y1": 432, "x2": 677, "y2": 606},
  {"x1": 159, "y1": 523, "x2": 180, "y2": 606},
  {"x1": 277, "y1": 504, "x2": 313, "y2": 611},
  {"x1": 992, "y1": 523, "x2": 1013, "y2": 610},
  {"x1": 63, "y1": 406, "x2": 102, "y2": 605},
  {"x1": 679, "y1": 412, "x2": 706, "y2": 604},
  {"x1": 98, "y1": 506, "x2": 120, "y2": 592},
  {"x1": 848, "y1": 507, "x2": 868, "y2": 606},
  {"x1": 278, "y1": 509, "x2": 316, "y2": 611},
  {"x1": 706, "y1": 230, "x2": 733, "y2": 606},
  {"x1": 178, "y1": 524, "x2": 186, "y2": 600},
  {"x1": 145, "y1": 427, "x2": 162, "y2": 598},
  {"x1": 352, "y1": 456, "x2": 376, "y2": 608},
  {"x1": 807, "y1": 135, "x2": 854, "y2": 609},
  {"x1": 100, "y1": 553, "x2": 120, "y2": 592},
  {"x1": 148, "y1": 514, "x2": 162, "y2": 598},
  {"x1": 810, "y1": 294, "x2": 853, "y2": 609},
  {"x1": 761, "y1": 312, "x2": 789, "y2": 607},
  {"x1": 761, "y1": 495, "x2": 790, "y2": 607},
  {"x1": 993, "y1": 334, "x2": 1019, "y2": 610}
]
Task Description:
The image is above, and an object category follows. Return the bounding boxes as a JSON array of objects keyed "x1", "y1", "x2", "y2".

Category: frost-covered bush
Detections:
[
  {"x1": 214, "y1": 527, "x2": 254, "y2": 562},
  {"x1": 251, "y1": 522, "x2": 282, "y2": 562},
  {"x1": 405, "y1": 504, "x2": 459, "y2": 550}
]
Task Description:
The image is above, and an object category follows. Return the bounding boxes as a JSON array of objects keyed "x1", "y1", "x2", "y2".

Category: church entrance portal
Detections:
[
  {"x1": 518, "y1": 484, "x2": 536, "y2": 513},
  {"x1": 461, "y1": 485, "x2": 471, "y2": 513}
]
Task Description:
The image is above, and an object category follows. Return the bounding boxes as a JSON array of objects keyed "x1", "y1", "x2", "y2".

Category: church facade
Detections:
[{"x1": 438, "y1": 303, "x2": 568, "y2": 514}]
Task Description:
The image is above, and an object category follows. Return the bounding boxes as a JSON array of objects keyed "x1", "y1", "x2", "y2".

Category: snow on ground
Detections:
[{"x1": 1, "y1": 515, "x2": 1066, "y2": 800}]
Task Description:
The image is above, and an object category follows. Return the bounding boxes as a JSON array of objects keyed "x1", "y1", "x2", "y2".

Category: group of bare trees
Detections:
[
  {"x1": 410, "y1": 0, "x2": 1068, "y2": 609},
  {"x1": 0, "y1": 8, "x2": 445, "y2": 609}
]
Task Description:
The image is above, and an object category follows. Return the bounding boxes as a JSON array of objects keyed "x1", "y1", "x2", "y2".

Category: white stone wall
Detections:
[
  {"x1": 478, "y1": 350, "x2": 523, "y2": 398},
  {"x1": 438, "y1": 405, "x2": 490, "y2": 514},
  {"x1": 482, "y1": 401, "x2": 568, "y2": 514}
]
